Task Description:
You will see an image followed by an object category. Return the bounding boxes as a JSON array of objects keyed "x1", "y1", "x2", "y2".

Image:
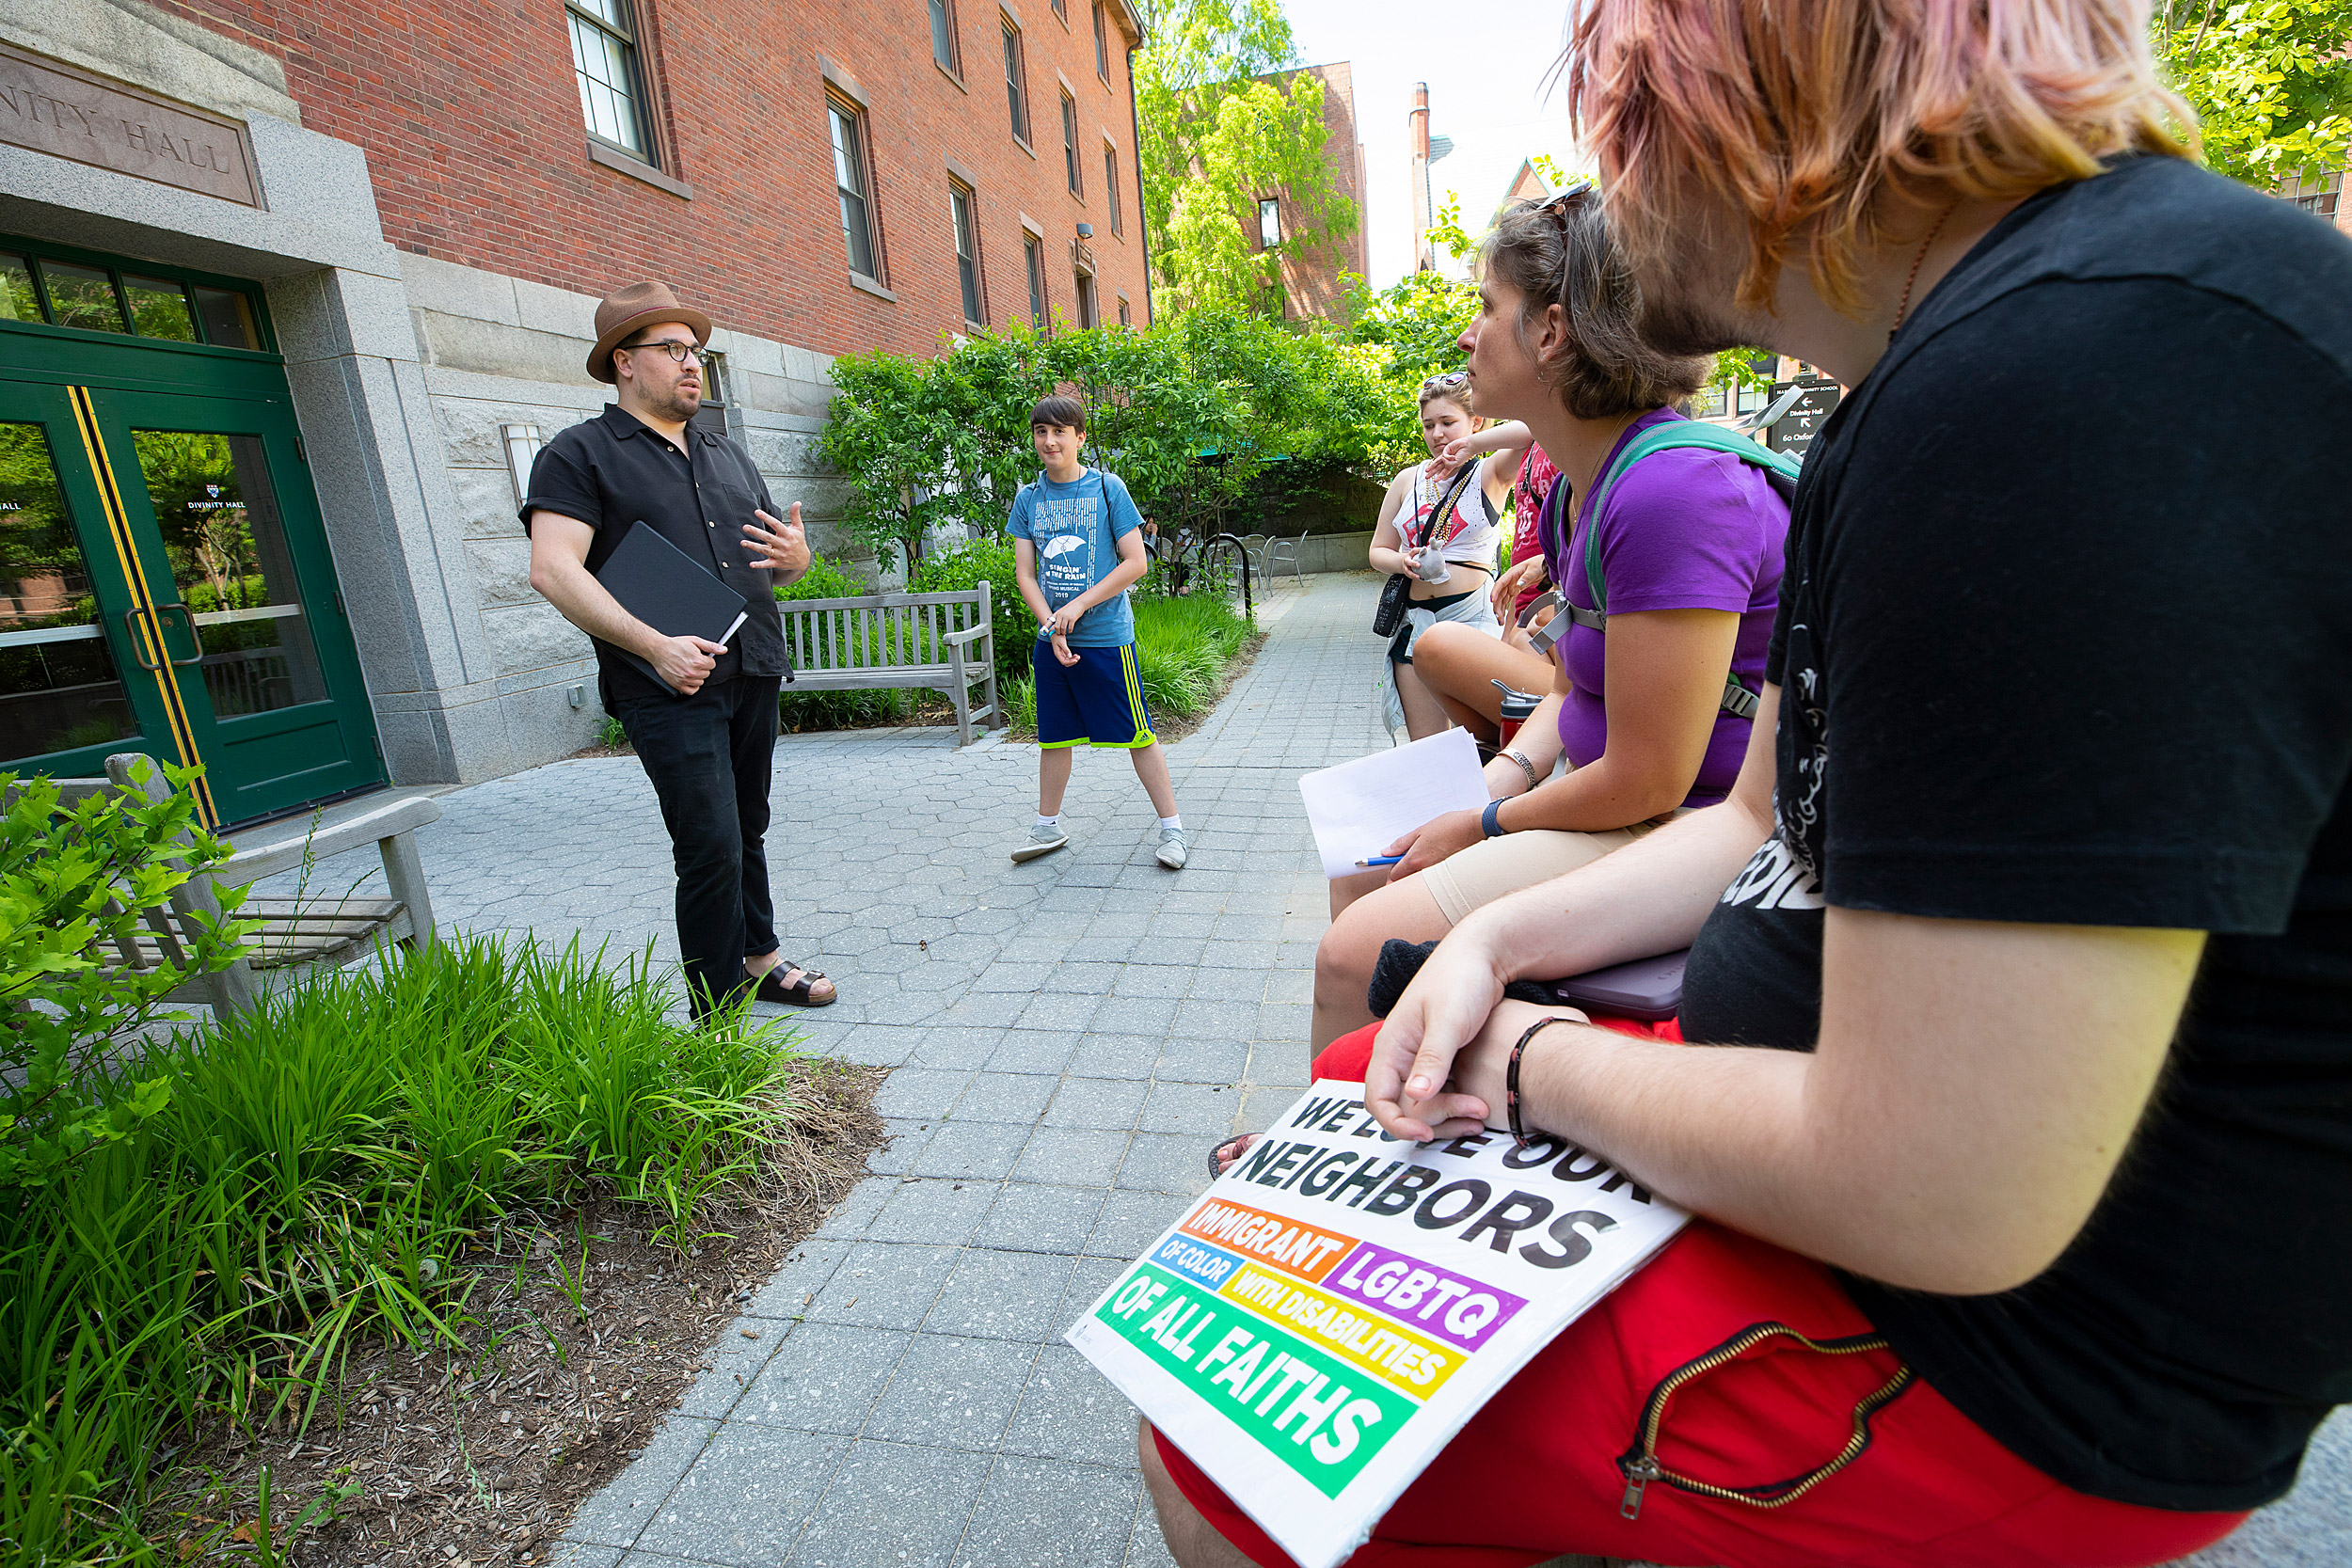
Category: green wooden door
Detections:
[
  {"x1": 0, "y1": 378, "x2": 187, "y2": 788},
  {"x1": 0, "y1": 238, "x2": 383, "y2": 825}
]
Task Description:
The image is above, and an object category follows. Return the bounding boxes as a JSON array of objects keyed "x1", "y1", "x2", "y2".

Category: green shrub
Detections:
[
  {"x1": 1133, "y1": 593, "x2": 1253, "y2": 718},
  {"x1": 818, "y1": 311, "x2": 1395, "y2": 574},
  {"x1": 772, "y1": 553, "x2": 872, "y2": 603},
  {"x1": 0, "y1": 761, "x2": 247, "y2": 1193},
  {"x1": 913, "y1": 538, "x2": 1032, "y2": 690},
  {"x1": 0, "y1": 933, "x2": 801, "y2": 1561}
]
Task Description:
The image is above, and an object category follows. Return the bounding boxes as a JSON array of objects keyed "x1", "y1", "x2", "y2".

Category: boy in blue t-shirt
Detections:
[{"x1": 1005, "y1": 396, "x2": 1185, "y2": 868}]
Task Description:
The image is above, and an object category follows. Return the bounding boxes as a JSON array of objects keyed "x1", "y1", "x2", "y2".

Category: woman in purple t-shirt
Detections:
[{"x1": 1312, "y1": 188, "x2": 1791, "y2": 1049}]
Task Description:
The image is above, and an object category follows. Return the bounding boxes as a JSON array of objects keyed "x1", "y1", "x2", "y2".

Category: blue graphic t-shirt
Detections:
[{"x1": 1007, "y1": 467, "x2": 1143, "y2": 647}]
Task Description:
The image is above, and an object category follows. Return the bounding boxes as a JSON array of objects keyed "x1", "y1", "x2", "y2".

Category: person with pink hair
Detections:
[{"x1": 1140, "y1": 0, "x2": 2352, "y2": 1564}]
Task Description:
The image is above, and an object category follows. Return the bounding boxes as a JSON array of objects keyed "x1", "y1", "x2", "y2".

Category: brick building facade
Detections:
[
  {"x1": 135, "y1": 0, "x2": 1152, "y2": 354},
  {"x1": 1254, "y1": 61, "x2": 1368, "y2": 323},
  {"x1": 0, "y1": 0, "x2": 1150, "y2": 807}
]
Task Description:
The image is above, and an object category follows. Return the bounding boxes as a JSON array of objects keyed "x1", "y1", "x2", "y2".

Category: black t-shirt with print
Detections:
[{"x1": 1681, "y1": 155, "x2": 2352, "y2": 1512}]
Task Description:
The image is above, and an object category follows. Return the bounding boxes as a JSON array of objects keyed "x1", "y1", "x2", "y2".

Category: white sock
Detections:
[
  {"x1": 1159, "y1": 815, "x2": 1183, "y2": 832},
  {"x1": 1037, "y1": 814, "x2": 1059, "y2": 830}
]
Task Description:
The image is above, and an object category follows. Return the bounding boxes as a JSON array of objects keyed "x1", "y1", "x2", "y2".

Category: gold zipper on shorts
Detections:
[{"x1": 1615, "y1": 1321, "x2": 1915, "y2": 1521}]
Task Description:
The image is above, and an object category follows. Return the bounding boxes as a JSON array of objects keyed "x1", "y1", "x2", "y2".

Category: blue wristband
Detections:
[{"x1": 1482, "y1": 800, "x2": 1505, "y2": 838}]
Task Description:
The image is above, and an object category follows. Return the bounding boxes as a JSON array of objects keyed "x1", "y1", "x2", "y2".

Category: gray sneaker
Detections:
[
  {"x1": 1155, "y1": 827, "x2": 1188, "y2": 869},
  {"x1": 1011, "y1": 821, "x2": 1068, "y2": 863}
]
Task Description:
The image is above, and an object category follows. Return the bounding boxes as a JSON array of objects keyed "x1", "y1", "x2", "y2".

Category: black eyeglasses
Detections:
[{"x1": 624, "y1": 339, "x2": 711, "y2": 365}]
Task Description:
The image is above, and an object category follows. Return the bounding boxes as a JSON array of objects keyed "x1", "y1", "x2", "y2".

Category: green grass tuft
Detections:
[
  {"x1": 0, "y1": 933, "x2": 801, "y2": 1560},
  {"x1": 1131, "y1": 593, "x2": 1253, "y2": 718}
]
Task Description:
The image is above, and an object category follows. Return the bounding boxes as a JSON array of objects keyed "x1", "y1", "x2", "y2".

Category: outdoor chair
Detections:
[
  {"x1": 22, "y1": 753, "x2": 442, "y2": 1020},
  {"x1": 1263, "y1": 526, "x2": 1311, "y2": 584}
]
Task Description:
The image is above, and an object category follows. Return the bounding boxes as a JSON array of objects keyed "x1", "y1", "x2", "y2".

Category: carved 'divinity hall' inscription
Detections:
[{"x1": 0, "y1": 41, "x2": 261, "y2": 208}]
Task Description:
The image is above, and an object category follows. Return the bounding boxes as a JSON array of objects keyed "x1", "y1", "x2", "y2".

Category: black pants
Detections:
[{"x1": 612, "y1": 673, "x2": 783, "y2": 1017}]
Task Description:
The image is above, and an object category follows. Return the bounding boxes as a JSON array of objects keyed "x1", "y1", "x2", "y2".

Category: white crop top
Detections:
[{"x1": 1408, "y1": 461, "x2": 1503, "y2": 571}]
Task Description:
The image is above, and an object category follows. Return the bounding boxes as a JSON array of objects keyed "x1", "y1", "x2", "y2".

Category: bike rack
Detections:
[{"x1": 1204, "y1": 531, "x2": 1254, "y2": 620}]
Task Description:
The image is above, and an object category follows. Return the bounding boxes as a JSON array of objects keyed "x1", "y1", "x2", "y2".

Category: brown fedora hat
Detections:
[{"x1": 587, "y1": 280, "x2": 714, "y2": 384}]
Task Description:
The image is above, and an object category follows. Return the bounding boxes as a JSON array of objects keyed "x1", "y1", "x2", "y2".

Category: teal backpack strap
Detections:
[
  {"x1": 1573, "y1": 422, "x2": 1797, "y2": 718},
  {"x1": 1580, "y1": 424, "x2": 1802, "y2": 614}
]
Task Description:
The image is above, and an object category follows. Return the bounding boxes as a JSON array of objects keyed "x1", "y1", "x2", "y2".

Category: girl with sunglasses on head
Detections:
[
  {"x1": 1364, "y1": 372, "x2": 1513, "y2": 744},
  {"x1": 1314, "y1": 186, "x2": 1791, "y2": 1043}
]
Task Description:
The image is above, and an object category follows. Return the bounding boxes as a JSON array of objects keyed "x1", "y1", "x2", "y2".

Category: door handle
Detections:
[
  {"x1": 121, "y1": 606, "x2": 164, "y2": 672},
  {"x1": 153, "y1": 604, "x2": 205, "y2": 667}
]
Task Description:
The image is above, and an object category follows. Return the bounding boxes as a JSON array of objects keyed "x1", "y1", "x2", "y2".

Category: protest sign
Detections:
[{"x1": 1067, "y1": 1081, "x2": 1690, "y2": 1568}]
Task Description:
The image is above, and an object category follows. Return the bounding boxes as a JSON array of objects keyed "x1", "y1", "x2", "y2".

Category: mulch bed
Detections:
[{"x1": 155, "y1": 1059, "x2": 886, "y2": 1565}]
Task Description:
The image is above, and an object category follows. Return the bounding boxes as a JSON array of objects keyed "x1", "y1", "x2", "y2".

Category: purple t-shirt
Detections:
[{"x1": 1546, "y1": 409, "x2": 1788, "y2": 808}]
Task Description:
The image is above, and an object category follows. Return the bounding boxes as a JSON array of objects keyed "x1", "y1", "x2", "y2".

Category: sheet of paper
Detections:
[
  {"x1": 1297, "y1": 728, "x2": 1490, "y2": 879},
  {"x1": 1068, "y1": 1081, "x2": 1691, "y2": 1568}
]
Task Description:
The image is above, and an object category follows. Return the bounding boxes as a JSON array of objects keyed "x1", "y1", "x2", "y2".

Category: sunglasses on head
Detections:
[
  {"x1": 1421, "y1": 371, "x2": 1470, "y2": 392},
  {"x1": 1537, "y1": 182, "x2": 1598, "y2": 226}
]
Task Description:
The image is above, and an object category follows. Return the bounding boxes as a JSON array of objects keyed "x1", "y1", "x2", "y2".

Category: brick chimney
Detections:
[{"x1": 1410, "y1": 83, "x2": 1432, "y2": 272}]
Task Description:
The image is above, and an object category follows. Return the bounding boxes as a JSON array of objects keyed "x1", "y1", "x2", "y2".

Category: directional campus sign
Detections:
[
  {"x1": 1069, "y1": 1081, "x2": 1690, "y2": 1568},
  {"x1": 1765, "y1": 369, "x2": 1844, "y2": 460}
]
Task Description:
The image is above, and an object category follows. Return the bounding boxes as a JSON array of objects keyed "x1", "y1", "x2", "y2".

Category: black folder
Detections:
[{"x1": 594, "y1": 520, "x2": 751, "y2": 695}]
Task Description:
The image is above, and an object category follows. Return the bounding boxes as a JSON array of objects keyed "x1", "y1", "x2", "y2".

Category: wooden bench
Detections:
[
  {"x1": 33, "y1": 753, "x2": 443, "y2": 1020},
  {"x1": 778, "y1": 582, "x2": 1003, "y2": 746}
]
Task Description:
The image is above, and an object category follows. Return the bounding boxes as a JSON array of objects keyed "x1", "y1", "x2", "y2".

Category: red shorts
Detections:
[{"x1": 1153, "y1": 1024, "x2": 2248, "y2": 1568}]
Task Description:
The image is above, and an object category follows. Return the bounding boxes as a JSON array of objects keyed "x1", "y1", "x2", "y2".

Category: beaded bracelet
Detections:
[{"x1": 1505, "y1": 1015, "x2": 1579, "y2": 1148}]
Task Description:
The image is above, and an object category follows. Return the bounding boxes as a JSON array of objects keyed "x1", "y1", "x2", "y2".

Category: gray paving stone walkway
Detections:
[{"x1": 327, "y1": 570, "x2": 2343, "y2": 1566}]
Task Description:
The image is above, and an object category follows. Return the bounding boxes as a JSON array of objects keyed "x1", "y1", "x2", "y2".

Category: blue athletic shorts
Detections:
[{"x1": 1033, "y1": 640, "x2": 1154, "y2": 749}]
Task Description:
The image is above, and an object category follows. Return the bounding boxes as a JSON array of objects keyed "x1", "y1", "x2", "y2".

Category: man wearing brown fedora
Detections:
[{"x1": 522, "y1": 280, "x2": 836, "y2": 1018}]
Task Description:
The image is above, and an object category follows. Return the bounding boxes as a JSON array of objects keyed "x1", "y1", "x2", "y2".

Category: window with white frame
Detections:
[
  {"x1": 568, "y1": 0, "x2": 654, "y2": 160},
  {"x1": 1257, "y1": 197, "x2": 1281, "y2": 248},
  {"x1": 1061, "y1": 91, "x2": 1083, "y2": 197},
  {"x1": 951, "y1": 182, "x2": 984, "y2": 325},
  {"x1": 829, "y1": 97, "x2": 882, "y2": 280},
  {"x1": 929, "y1": 0, "x2": 961, "y2": 73},
  {"x1": 1104, "y1": 143, "x2": 1121, "y2": 233},
  {"x1": 1024, "y1": 231, "x2": 1047, "y2": 327},
  {"x1": 2279, "y1": 167, "x2": 2343, "y2": 221},
  {"x1": 1003, "y1": 21, "x2": 1032, "y2": 144}
]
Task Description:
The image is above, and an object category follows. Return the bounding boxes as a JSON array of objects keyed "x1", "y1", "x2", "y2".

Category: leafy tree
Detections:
[
  {"x1": 2156, "y1": 0, "x2": 2352, "y2": 186},
  {"x1": 1343, "y1": 271, "x2": 1478, "y2": 470},
  {"x1": 1133, "y1": 0, "x2": 1359, "y2": 315},
  {"x1": 818, "y1": 312, "x2": 1392, "y2": 574}
]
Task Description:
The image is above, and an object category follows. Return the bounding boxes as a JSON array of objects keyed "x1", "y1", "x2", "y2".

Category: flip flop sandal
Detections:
[
  {"x1": 1206, "y1": 1132, "x2": 1259, "y2": 1180},
  {"x1": 755, "y1": 964, "x2": 835, "y2": 1007}
]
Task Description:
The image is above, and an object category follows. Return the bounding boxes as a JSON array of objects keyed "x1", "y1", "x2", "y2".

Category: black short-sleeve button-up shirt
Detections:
[{"x1": 520, "y1": 403, "x2": 788, "y2": 701}]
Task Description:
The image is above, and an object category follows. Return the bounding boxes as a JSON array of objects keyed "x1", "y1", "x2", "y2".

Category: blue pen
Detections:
[{"x1": 1356, "y1": 854, "x2": 1403, "y2": 867}]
